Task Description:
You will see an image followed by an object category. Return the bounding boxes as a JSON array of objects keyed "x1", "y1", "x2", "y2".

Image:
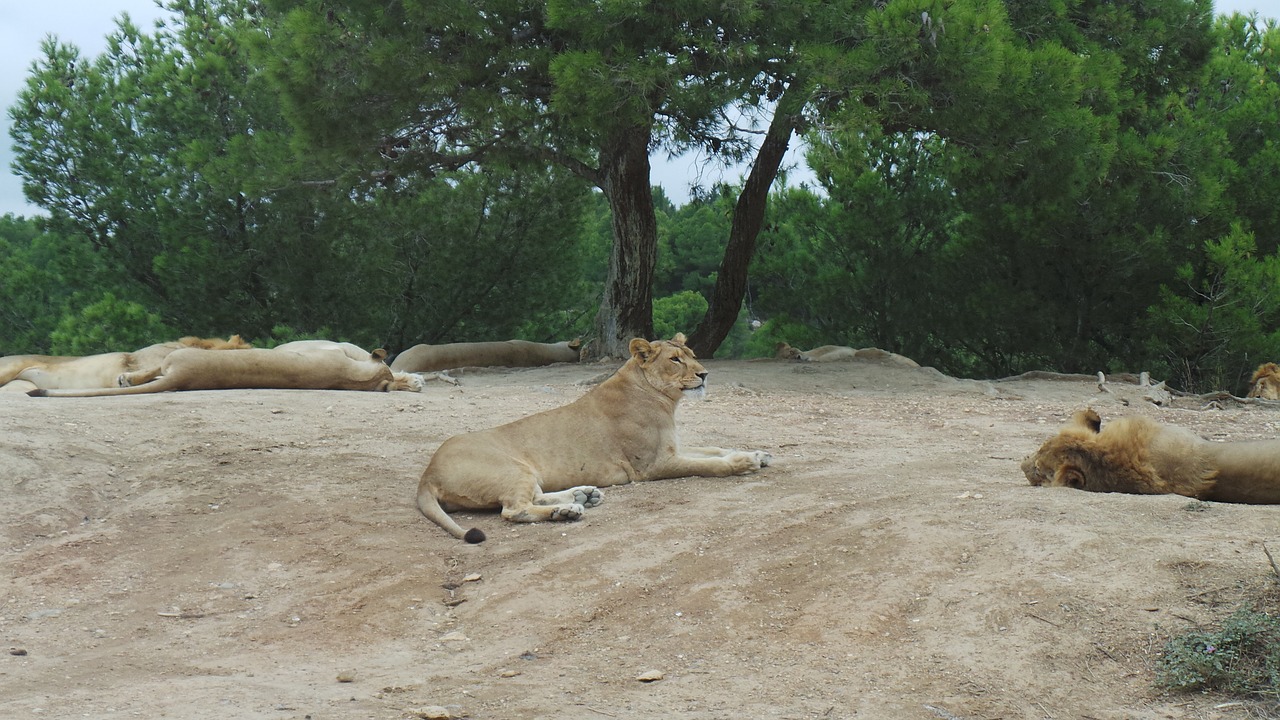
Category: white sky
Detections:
[{"x1": 2, "y1": 1, "x2": 1278, "y2": 217}]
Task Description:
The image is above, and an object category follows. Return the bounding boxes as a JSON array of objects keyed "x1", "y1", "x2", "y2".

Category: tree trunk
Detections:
[
  {"x1": 594, "y1": 125, "x2": 658, "y2": 357},
  {"x1": 690, "y1": 85, "x2": 805, "y2": 357}
]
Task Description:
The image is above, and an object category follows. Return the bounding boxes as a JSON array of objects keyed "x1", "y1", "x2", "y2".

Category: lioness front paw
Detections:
[
  {"x1": 729, "y1": 450, "x2": 771, "y2": 474},
  {"x1": 572, "y1": 486, "x2": 603, "y2": 508},
  {"x1": 115, "y1": 373, "x2": 132, "y2": 388},
  {"x1": 550, "y1": 504, "x2": 585, "y2": 521}
]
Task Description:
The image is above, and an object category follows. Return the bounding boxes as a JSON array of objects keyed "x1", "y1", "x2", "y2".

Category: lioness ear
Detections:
[
  {"x1": 629, "y1": 338, "x2": 653, "y2": 359},
  {"x1": 371, "y1": 348, "x2": 388, "y2": 362},
  {"x1": 568, "y1": 338, "x2": 582, "y2": 350},
  {"x1": 671, "y1": 332, "x2": 687, "y2": 344},
  {"x1": 1055, "y1": 464, "x2": 1087, "y2": 489},
  {"x1": 1071, "y1": 408, "x2": 1102, "y2": 434}
]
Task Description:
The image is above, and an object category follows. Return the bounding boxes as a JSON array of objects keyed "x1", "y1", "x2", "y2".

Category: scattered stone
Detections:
[
  {"x1": 336, "y1": 672, "x2": 356, "y2": 683},
  {"x1": 462, "y1": 573, "x2": 482, "y2": 583},
  {"x1": 498, "y1": 669, "x2": 520, "y2": 678},
  {"x1": 410, "y1": 706, "x2": 454, "y2": 719},
  {"x1": 9, "y1": 647, "x2": 28, "y2": 656},
  {"x1": 636, "y1": 669, "x2": 665, "y2": 682}
]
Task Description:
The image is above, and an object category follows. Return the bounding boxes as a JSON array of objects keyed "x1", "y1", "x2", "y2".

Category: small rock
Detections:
[
  {"x1": 411, "y1": 706, "x2": 453, "y2": 719},
  {"x1": 636, "y1": 669, "x2": 665, "y2": 682},
  {"x1": 9, "y1": 647, "x2": 28, "y2": 656},
  {"x1": 498, "y1": 669, "x2": 520, "y2": 678},
  {"x1": 462, "y1": 573, "x2": 482, "y2": 583},
  {"x1": 336, "y1": 672, "x2": 356, "y2": 683}
]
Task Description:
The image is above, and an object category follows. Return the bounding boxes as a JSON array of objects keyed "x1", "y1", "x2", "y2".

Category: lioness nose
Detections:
[{"x1": 697, "y1": 371, "x2": 708, "y2": 380}]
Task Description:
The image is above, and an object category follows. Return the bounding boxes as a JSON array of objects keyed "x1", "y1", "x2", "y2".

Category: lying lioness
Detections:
[
  {"x1": 28, "y1": 345, "x2": 421, "y2": 397},
  {"x1": 1022, "y1": 408, "x2": 1280, "y2": 504},
  {"x1": 773, "y1": 342, "x2": 920, "y2": 367},
  {"x1": 2, "y1": 335, "x2": 251, "y2": 390},
  {"x1": 272, "y1": 339, "x2": 426, "y2": 391},
  {"x1": 1248, "y1": 362, "x2": 1280, "y2": 400},
  {"x1": 416, "y1": 333, "x2": 772, "y2": 542},
  {"x1": 390, "y1": 338, "x2": 582, "y2": 373}
]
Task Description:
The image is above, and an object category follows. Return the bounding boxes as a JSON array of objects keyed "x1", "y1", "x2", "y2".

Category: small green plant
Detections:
[{"x1": 1157, "y1": 608, "x2": 1280, "y2": 699}]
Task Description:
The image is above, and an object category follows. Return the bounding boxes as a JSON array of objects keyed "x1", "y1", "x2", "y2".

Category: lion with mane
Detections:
[
  {"x1": 1247, "y1": 362, "x2": 1280, "y2": 400},
  {"x1": 1022, "y1": 408, "x2": 1280, "y2": 504},
  {"x1": 416, "y1": 333, "x2": 771, "y2": 543}
]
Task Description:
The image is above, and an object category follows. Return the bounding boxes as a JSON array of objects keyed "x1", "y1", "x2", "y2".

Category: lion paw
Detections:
[
  {"x1": 730, "y1": 450, "x2": 772, "y2": 474},
  {"x1": 115, "y1": 373, "x2": 132, "y2": 388},
  {"x1": 572, "y1": 486, "x2": 603, "y2": 508},
  {"x1": 550, "y1": 504, "x2": 585, "y2": 521}
]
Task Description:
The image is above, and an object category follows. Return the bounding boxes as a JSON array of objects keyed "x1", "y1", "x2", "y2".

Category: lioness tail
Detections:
[{"x1": 416, "y1": 485, "x2": 486, "y2": 543}]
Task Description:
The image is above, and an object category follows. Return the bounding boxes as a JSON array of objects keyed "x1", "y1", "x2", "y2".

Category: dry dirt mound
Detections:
[{"x1": 2, "y1": 359, "x2": 1277, "y2": 719}]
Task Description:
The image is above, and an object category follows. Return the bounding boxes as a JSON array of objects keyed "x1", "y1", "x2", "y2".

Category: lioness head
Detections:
[
  {"x1": 628, "y1": 332, "x2": 708, "y2": 401},
  {"x1": 774, "y1": 342, "x2": 802, "y2": 361},
  {"x1": 1021, "y1": 409, "x2": 1102, "y2": 489}
]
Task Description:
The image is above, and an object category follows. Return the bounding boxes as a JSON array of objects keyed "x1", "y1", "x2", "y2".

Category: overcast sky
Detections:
[{"x1": 2, "y1": 1, "x2": 1279, "y2": 217}]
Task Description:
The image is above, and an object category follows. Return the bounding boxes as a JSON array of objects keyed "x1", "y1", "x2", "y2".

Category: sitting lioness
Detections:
[
  {"x1": 1022, "y1": 408, "x2": 1280, "y2": 504},
  {"x1": 28, "y1": 345, "x2": 420, "y2": 397},
  {"x1": 2, "y1": 335, "x2": 251, "y2": 390},
  {"x1": 1247, "y1": 362, "x2": 1280, "y2": 400},
  {"x1": 390, "y1": 338, "x2": 581, "y2": 373},
  {"x1": 416, "y1": 333, "x2": 772, "y2": 542}
]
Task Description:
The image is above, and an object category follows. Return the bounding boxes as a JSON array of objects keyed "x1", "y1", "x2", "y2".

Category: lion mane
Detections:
[
  {"x1": 1247, "y1": 362, "x2": 1280, "y2": 400},
  {"x1": 1022, "y1": 408, "x2": 1280, "y2": 504},
  {"x1": 415, "y1": 333, "x2": 771, "y2": 543}
]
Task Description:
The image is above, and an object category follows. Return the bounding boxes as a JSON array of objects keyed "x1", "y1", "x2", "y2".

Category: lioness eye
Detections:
[{"x1": 671, "y1": 357, "x2": 682, "y2": 364}]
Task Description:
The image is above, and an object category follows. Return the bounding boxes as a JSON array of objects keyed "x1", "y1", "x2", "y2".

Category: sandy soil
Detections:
[{"x1": 2, "y1": 357, "x2": 1279, "y2": 720}]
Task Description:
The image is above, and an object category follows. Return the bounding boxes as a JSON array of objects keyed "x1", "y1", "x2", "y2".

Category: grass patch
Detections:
[{"x1": 1158, "y1": 606, "x2": 1280, "y2": 702}]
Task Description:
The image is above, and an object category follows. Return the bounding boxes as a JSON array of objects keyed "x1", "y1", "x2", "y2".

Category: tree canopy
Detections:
[{"x1": 6, "y1": 1, "x2": 1280, "y2": 394}]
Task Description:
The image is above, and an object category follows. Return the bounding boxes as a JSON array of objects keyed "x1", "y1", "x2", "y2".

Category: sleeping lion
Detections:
[
  {"x1": 1, "y1": 335, "x2": 251, "y2": 390},
  {"x1": 1022, "y1": 408, "x2": 1280, "y2": 504},
  {"x1": 28, "y1": 344, "x2": 422, "y2": 397},
  {"x1": 416, "y1": 333, "x2": 772, "y2": 543}
]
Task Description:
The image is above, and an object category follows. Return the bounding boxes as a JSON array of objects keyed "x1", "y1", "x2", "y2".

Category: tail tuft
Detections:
[
  {"x1": 27, "y1": 389, "x2": 48, "y2": 397},
  {"x1": 464, "y1": 528, "x2": 486, "y2": 544}
]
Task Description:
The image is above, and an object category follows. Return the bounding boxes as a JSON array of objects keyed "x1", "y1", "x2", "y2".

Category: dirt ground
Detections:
[{"x1": 3, "y1": 356, "x2": 1279, "y2": 720}]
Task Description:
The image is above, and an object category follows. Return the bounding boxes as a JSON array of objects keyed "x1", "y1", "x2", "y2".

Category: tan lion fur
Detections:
[
  {"x1": 389, "y1": 338, "x2": 581, "y2": 373},
  {"x1": 272, "y1": 340, "x2": 424, "y2": 392},
  {"x1": 28, "y1": 345, "x2": 410, "y2": 397},
  {"x1": 415, "y1": 333, "x2": 772, "y2": 543},
  {"x1": 773, "y1": 342, "x2": 920, "y2": 367},
  {"x1": 2, "y1": 335, "x2": 251, "y2": 390},
  {"x1": 1022, "y1": 408, "x2": 1280, "y2": 504},
  {"x1": 1247, "y1": 362, "x2": 1280, "y2": 400}
]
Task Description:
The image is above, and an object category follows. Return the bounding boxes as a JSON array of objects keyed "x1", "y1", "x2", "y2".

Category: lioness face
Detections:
[{"x1": 629, "y1": 333, "x2": 708, "y2": 401}]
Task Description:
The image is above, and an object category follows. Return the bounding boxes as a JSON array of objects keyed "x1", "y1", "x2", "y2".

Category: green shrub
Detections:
[
  {"x1": 48, "y1": 293, "x2": 174, "y2": 355},
  {"x1": 1158, "y1": 608, "x2": 1280, "y2": 699}
]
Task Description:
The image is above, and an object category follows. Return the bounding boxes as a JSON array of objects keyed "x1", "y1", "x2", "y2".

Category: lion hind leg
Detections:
[
  {"x1": 536, "y1": 485, "x2": 603, "y2": 508},
  {"x1": 118, "y1": 367, "x2": 163, "y2": 387}
]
